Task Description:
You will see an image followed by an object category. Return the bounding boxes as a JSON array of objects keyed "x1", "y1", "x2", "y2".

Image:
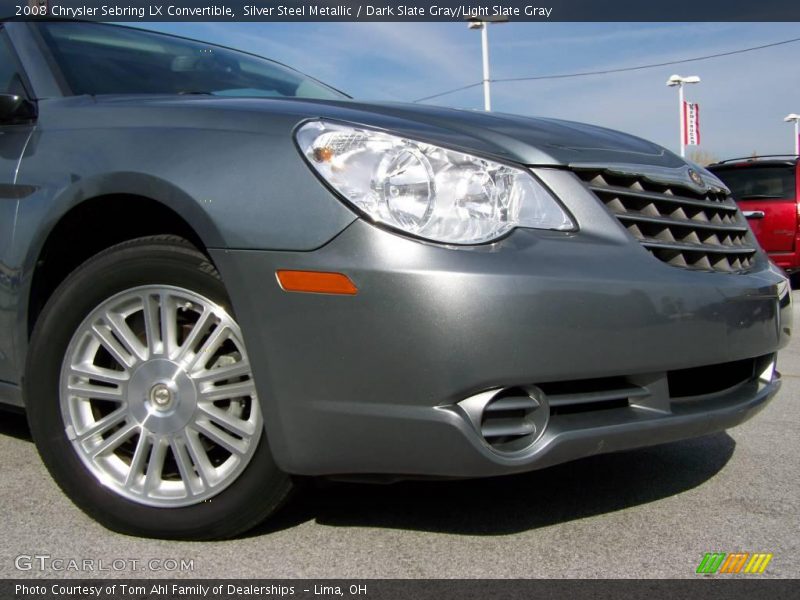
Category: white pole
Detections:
[
  {"x1": 678, "y1": 83, "x2": 685, "y2": 158},
  {"x1": 795, "y1": 120, "x2": 799, "y2": 156},
  {"x1": 481, "y1": 24, "x2": 491, "y2": 112}
]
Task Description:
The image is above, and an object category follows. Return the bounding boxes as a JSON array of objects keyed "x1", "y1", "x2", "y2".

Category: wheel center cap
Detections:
[
  {"x1": 128, "y1": 359, "x2": 197, "y2": 434},
  {"x1": 149, "y1": 383, "x2": 174, "y2": 411}
]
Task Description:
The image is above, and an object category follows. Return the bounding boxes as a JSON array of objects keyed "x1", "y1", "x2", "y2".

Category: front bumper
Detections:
[{"x1": 211, "y1": 169, "x2": 792, "y2": 478}]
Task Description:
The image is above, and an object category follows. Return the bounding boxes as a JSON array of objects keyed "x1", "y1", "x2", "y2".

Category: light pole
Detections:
[
  {"x1": 467, "y1": 16, "x2": 508, "y2": 112},
  {"x1": 666, "y1": 74, "x2": 701, "y2": 158},
  {"x1": 784, "y1": 114, "x2": 800, "y2": 156}
]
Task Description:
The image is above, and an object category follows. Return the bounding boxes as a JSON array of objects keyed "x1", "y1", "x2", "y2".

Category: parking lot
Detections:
[{"x1": 1, "y1": 292, "x2": 798, "y2": 579}]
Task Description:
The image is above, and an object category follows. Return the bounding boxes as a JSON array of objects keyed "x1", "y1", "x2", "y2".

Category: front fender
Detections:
[{"x1": 9, "y1": 122, "x2": 357, "y2": 386}]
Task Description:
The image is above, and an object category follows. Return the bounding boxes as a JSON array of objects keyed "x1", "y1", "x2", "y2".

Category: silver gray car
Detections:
[{"x1": 0, "y1": 21, "x2": 792, "y2": 539}]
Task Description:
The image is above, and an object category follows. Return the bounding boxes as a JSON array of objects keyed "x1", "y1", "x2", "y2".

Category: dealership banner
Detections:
[
  {"x1": 5, "y1": 0, "x2": 800, "y2": 21},
  {"x1": 683, "y1": 101, "x2": 701, "y2": 147},
  {"x1": 4, "y1": 579, "x2": 800, "y2": 600}
]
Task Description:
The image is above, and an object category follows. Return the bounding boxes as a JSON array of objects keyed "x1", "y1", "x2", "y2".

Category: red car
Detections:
[{"x1": 709, "y1": 156, "x2": 800, "y2": 279}]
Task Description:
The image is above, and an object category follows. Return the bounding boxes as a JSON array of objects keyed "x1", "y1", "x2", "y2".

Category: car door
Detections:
[
  {"x1": 738, "y1": 175, "x2": 797, "y2": 253},
  {"x1": 712, "y1": 163, "x2": 797, "y2": 254},
  {"x1": 0, "y1": 28, "x2": 35, "y2": 385}
]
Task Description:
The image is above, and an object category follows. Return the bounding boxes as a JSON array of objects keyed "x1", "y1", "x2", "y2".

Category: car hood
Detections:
[
  {"x1": 52, "y1": 95, "x2": 685, "y2": 169},
  {"x1": 304, "y1": 99, "x2": 686, "y2": 169}
]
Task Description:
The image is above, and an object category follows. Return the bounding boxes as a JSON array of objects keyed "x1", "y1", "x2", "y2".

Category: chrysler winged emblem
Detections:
[{"x1": 687, "y1": 168, "x2": 706, "y2": 189}]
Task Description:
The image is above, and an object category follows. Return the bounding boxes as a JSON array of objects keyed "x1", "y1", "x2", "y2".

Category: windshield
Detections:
[
  {"x1": 37, "y1": 22, "x2": 346, "y2": 100},
  {"x1": 712, "y1": 165, "x2": 797, "y2": 201}
]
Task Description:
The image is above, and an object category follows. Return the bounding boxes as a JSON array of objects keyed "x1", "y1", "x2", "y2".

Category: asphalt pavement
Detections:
[{"x1": 2, "y1": 292, "x2": 798, "y2": 579}]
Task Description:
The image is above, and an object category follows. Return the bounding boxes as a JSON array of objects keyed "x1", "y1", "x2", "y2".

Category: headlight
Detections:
[{"x1": 295, "y1": 120, "x2": 575, "y2": 244}]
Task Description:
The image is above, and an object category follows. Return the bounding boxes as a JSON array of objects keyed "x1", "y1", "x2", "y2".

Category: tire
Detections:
[{"x1": 25, "y1": 236, "x2": 292, "y2": 540}]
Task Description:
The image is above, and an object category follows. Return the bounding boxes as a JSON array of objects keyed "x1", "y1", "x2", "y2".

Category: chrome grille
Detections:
[{"x1": 574, "y1": 168, "x2": 757, "y2": 272}]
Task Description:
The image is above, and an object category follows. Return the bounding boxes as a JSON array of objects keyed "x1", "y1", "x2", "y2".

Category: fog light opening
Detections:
[{"x1": 458, "y1": 386, "x2": 549, "y2": 454}]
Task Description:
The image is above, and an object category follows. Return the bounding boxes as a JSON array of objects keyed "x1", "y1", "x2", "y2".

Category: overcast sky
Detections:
[{"x1": 136, "y1": 22, "x2": 800, "y2": 161}]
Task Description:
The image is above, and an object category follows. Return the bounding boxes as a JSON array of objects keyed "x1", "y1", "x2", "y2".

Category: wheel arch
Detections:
[{"x1": 20, "y1": 177, "x2": 224, "y2": 376}]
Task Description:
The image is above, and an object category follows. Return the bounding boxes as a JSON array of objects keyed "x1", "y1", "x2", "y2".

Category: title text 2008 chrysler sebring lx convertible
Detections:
[{"x1": 0, "y1": 21, "x2": 792, "y2": 539}]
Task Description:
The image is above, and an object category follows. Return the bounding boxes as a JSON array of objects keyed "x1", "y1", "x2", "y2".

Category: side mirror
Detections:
[{"x1": 0, "y1": 94, "x2": 36, "y2": 124}]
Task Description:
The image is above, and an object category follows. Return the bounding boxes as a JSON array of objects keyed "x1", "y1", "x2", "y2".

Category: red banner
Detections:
[{"x1": 683, "y1": 101, "x2": 700, "y2": 146}]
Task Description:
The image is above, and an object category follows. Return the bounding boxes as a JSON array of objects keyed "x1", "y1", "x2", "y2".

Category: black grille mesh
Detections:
[{"x1": 575, "y1": 169, "x2": 757, "y2": 273}]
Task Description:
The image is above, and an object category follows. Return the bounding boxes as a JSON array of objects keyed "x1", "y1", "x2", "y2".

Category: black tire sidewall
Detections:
[{"x1": 25, "y1": 239, "x2": 290, "y2": 540}]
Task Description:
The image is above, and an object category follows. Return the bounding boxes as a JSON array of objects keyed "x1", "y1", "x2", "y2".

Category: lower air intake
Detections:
[{"x1": 458, "y1": 387, "x2": 549, "y2": 454}]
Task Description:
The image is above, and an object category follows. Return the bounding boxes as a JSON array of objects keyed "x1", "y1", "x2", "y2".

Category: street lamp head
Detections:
[
  {"x1": 784, "y1": 113, "x2": 800, "y2": 122},
  {"x1": 666, "y1": 74, "x2": 701, "y2": 86},
  {"x1": 465, "y1": 15, "x2": 509, "y2": 28}
]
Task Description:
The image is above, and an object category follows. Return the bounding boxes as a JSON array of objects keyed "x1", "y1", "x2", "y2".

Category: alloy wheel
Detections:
[{"x1": 59, "y1": 285, "x2": 262, "y2": 507}]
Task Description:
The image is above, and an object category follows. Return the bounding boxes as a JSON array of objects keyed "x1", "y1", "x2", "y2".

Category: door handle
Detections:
[{"x1": 742, "y1": 211, "x2": 765, "y2": 219}]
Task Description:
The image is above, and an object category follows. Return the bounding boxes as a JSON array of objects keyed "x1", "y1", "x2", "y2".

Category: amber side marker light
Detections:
[{"x1": 276, "y1": 270, "x2": 358, "y2": 295}]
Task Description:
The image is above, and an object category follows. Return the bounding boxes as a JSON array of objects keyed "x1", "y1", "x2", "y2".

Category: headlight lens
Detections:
[{"x1": 296, "y1": 120, "x2": 575, "y2": 244}]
